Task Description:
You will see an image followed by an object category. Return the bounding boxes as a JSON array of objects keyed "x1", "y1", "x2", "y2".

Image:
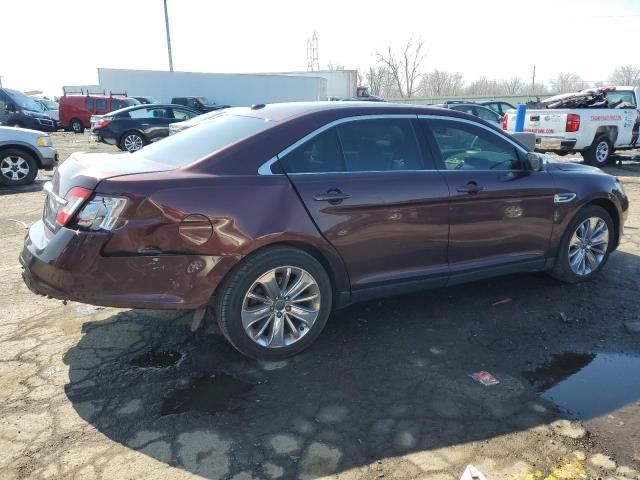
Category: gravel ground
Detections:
[{"x1": 1, "y1": 132, "x2": 639, "y2": 480}]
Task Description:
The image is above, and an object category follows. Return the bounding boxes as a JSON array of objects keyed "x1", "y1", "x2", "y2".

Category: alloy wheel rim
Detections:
[
  {"x1": 568, "y1": 217, "x2": 609, "y2": 276},
  {"x1": 595, "y1": 141, "x2": 609, "y2": 163},
  {"x1": 72, "y1": 121, "x2": 82, "y2": 132},
  {"x1": 124, "y1": 135, "x2": 143, "y2": 152},
  {"x1": 241, "y1": 266, "x2": 321, "y2": 348},
  {"x1": 0, "y1": 155, "x2": 30, "y2": 181}
]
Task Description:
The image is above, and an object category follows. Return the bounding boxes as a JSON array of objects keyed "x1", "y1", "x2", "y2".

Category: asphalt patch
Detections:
[
  {"x1": 129, "y1": 350, "x2": 182, "y2": 368},
  {"x1": 161, "y1": 372, "x2": 253, "y2": 416}
]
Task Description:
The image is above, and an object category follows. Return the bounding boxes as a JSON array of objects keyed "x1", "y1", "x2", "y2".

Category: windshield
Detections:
[
  {"x1": 136, "y1": 114, "x2": 274, "y2": 166},
  {"x1": 39, "y1": 99, "x2": 59, "y2": 110},
  {"x1": 196, "y1": 96, "x2": 215, "y2": 106},
  {"x1": 6, "y1": 89, "x2": 44, "y2": 112}
]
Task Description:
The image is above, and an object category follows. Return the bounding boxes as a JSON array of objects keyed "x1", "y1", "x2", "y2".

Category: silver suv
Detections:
[{"x1": 0, "y1": 126, "x2": 58, "y2": 186}]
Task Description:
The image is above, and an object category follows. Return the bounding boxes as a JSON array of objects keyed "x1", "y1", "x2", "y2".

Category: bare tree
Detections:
[
  {"x1": 418, "y1": 70, "x2": 464, "y2": 97},
  {"x1": 549, "y1": 72, "x2": 586, "y2": 93},
  {"x1": 501, "y1": 77, "x2": 526, "y2": 95},
  {"x1": 610, "y1": 65, "x2": 640, "y2": 86},
  {"x1": 376, "y1": 36, "x2": 426, "y2": 98},
  {"x1": 465, "y1": 76, "x2": 502, "y2": 96}
]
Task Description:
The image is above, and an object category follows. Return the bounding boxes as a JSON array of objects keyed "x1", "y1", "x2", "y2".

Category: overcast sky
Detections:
[{"x1": 2, "y1": 0, "x2": 639, "y2": 96}]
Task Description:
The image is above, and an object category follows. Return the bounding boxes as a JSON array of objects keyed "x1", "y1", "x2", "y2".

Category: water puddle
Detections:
[
  {"x1": 525, "y1": 352, "x2": 640, "y2": 420},
  {"x1": 161, "y1": 372, "x2": 253, "y2": 416},
  {"x1": 129, "y1": 350, "x2": 182, "y2": 369}
]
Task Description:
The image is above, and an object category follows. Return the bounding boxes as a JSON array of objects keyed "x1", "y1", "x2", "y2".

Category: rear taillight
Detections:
[
  {"x1": 55, "y1": 187, "x2": 93, "y2": 227},
  {"x1": 96, "y1": 118, "x2": 112, "y2": 129},
  {"x1": 566, "y1": 114, "x2": 580, "y2": 132},
  {"x1": 501, "y1": 114, "x2": 508, "y2": 130},
  {"x1": 76, "y1": 196, "x2": 129, "y2": 231}
]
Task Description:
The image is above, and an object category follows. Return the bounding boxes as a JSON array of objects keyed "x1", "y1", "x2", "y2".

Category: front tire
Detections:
[
  {"x1": 0, "y1": 148, "x2": 38, "y2": 186},
  {"x1": 215, "y1": 247, "x2": 332, "y2": 360},
  {"x1": 582, "y1": 135, "x2": 613, "y2": 167},
  {"x1": 548, "y1": 205, "x2": 614, "y2": 283}
]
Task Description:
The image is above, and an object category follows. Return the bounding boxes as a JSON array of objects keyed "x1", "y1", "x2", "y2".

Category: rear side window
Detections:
[
  {"x1": 137, "y1": 114, "x2": 274, "y2": 166},
  {"x1": 128, "y1": 108, "x2": 155, "y2": 119},
  {"x1": 95, "y1": 99, "x2": 107, "y2": 110},
  {"x1": 279, "y1": 128, "x2": 344, "y2": 173},
  {"x1": 337, "y1": 118, "x2": 423, "y2": 171},
  {"x1": 84, "y1": 98, "x2": 94, "y2": 110},
  {"x1": 279, "y1": 118, "x2": 424, "y2": 174},
  {"x1": 425, "y1": 119, "x2": 521, "y2": 171}
]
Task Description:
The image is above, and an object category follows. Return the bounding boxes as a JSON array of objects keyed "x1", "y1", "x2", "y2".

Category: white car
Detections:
[
  {"x1": 168, "y1": 108, "x2": 231, "y2": 135},
  {"x1": 0, "y1": 126, "x2": 58, "y2": 186},
  {"x1": 503, "y1": 86, "x2": 640, "y2": 166}
]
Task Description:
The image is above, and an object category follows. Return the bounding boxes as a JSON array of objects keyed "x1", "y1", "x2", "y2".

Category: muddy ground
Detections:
[{"x1": 1, "y1": 132, "x2": 639, "y2": 480}]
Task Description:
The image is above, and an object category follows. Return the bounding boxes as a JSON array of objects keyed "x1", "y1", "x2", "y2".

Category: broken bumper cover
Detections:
[{"x1": 19, "y1": 220, "x2": 240, "y2": 310}]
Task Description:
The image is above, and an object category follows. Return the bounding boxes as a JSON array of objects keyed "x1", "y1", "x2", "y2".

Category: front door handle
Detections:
[
  {"x1": 313, "y1": 189, "x2": 351, "y2": 203},
  {"x1": 456, "y1": 182, "x2": 484, "y2": 194}
]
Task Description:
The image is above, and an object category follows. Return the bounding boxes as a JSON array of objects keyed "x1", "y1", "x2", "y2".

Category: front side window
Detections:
[
  {"x1": 110, "y1": 100, "x2": 124, "y2": 111},
  {"x1": 427, "y1": 119, "x2": 521, "y2": 171},
  {"x1": 84, "y1": 98, "x2": 94, "y2": 111},
  {"x1": 172, "y1": 108, "x2": 197, "y2": 120},
  {"x1": 95, "y1": 99, "x2": 107, "y2": 111}
]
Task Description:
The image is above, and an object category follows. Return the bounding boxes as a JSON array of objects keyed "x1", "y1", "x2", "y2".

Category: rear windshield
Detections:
[{"x1": 136, "y1": 114, "x2": 274, "y2": 166}]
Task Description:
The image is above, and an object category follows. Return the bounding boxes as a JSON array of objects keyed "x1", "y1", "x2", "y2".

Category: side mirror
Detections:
[{"x1": 526, "y1": 152, "x2": 547, "y2": 172}]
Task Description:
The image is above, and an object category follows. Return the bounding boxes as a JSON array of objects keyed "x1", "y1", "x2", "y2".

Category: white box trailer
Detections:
[
  {"x1": 97, "y1": 68, "x2": 328, "y2": 106},
  {"x1": 275, "y1": 70, "x2": 358, "y2": 99}
]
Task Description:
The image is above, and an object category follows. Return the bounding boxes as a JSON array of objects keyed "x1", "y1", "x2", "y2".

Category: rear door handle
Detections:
[
  {"x1": 456, "y1": 182, "x2": 484, "y2": 194},
  {"x1": 313, "y1": 190, "x2": 351, "y2": 203}
]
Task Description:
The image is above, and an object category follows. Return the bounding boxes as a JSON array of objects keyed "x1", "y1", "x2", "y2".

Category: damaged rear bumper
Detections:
[{"x1": 19, "y1": 220, "x2": 240, "y2": 310}]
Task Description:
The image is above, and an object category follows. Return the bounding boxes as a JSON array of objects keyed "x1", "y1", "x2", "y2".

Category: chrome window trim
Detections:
[
  {"x1": 257, "y1": 156, "x2": 279, "y2": 175},
  {"x1": 257, "y1": 113, "x2": 529, "y2": 175},
  {"x1": 258, "y1": 114, "x2": 418, "y2": 175}
]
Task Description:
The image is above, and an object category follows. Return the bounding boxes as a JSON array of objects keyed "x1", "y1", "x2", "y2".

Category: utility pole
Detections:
[
  {"x1": 163, "y1": 0, "x2": 174, "y2": 72},
  {"x1": 531, "y1": 64, "x2": 536, "y2": 94}
]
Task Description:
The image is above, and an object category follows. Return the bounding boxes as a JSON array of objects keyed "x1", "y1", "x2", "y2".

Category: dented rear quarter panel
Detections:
[{"x1": 97, "y1": 171, "x2": 351, "y2": 297}]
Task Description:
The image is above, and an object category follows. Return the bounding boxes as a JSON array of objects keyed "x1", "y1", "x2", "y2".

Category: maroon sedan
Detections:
[{"x1": 20, "y1": 102, "x2": 628, "y2": 359}]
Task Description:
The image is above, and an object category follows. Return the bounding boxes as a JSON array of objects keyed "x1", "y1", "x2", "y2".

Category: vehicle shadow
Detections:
[
  {"x1": 63, "y1": 250, "x2": 640, "y2": 478},
  {"x1": 0, "y1": 177, "x2": 49, "y2": 196}
]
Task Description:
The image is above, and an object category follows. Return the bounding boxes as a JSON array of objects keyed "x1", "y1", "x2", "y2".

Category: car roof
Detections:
[{"x1": 227, "y1": 101, "x2": 484, "y2": 123}]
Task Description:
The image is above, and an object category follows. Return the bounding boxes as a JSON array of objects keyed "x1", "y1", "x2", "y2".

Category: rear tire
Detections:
[
  {"x1": 119, "y1": 132, "x2": 146, "y2": 152},
  {"x1": 548, "y1": 205, "x2": 614, "y2": 283},
  {"x1": 582, "y1": 135, "x2": 613, "y2": 167},
  {"x1": 70, "y1": 119, "x2": 84, "y2": 134},
  {"x1": 215, "y1": 246, "x2": 332, "y2": 360},
  {"x1": 0, "y1": 148, "x2": 38, "y2": 186}
]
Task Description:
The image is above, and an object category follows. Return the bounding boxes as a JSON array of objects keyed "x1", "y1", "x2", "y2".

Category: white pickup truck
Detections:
[{"x1": 503, "y1": 86, "x2": 640, "y2": 166}]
